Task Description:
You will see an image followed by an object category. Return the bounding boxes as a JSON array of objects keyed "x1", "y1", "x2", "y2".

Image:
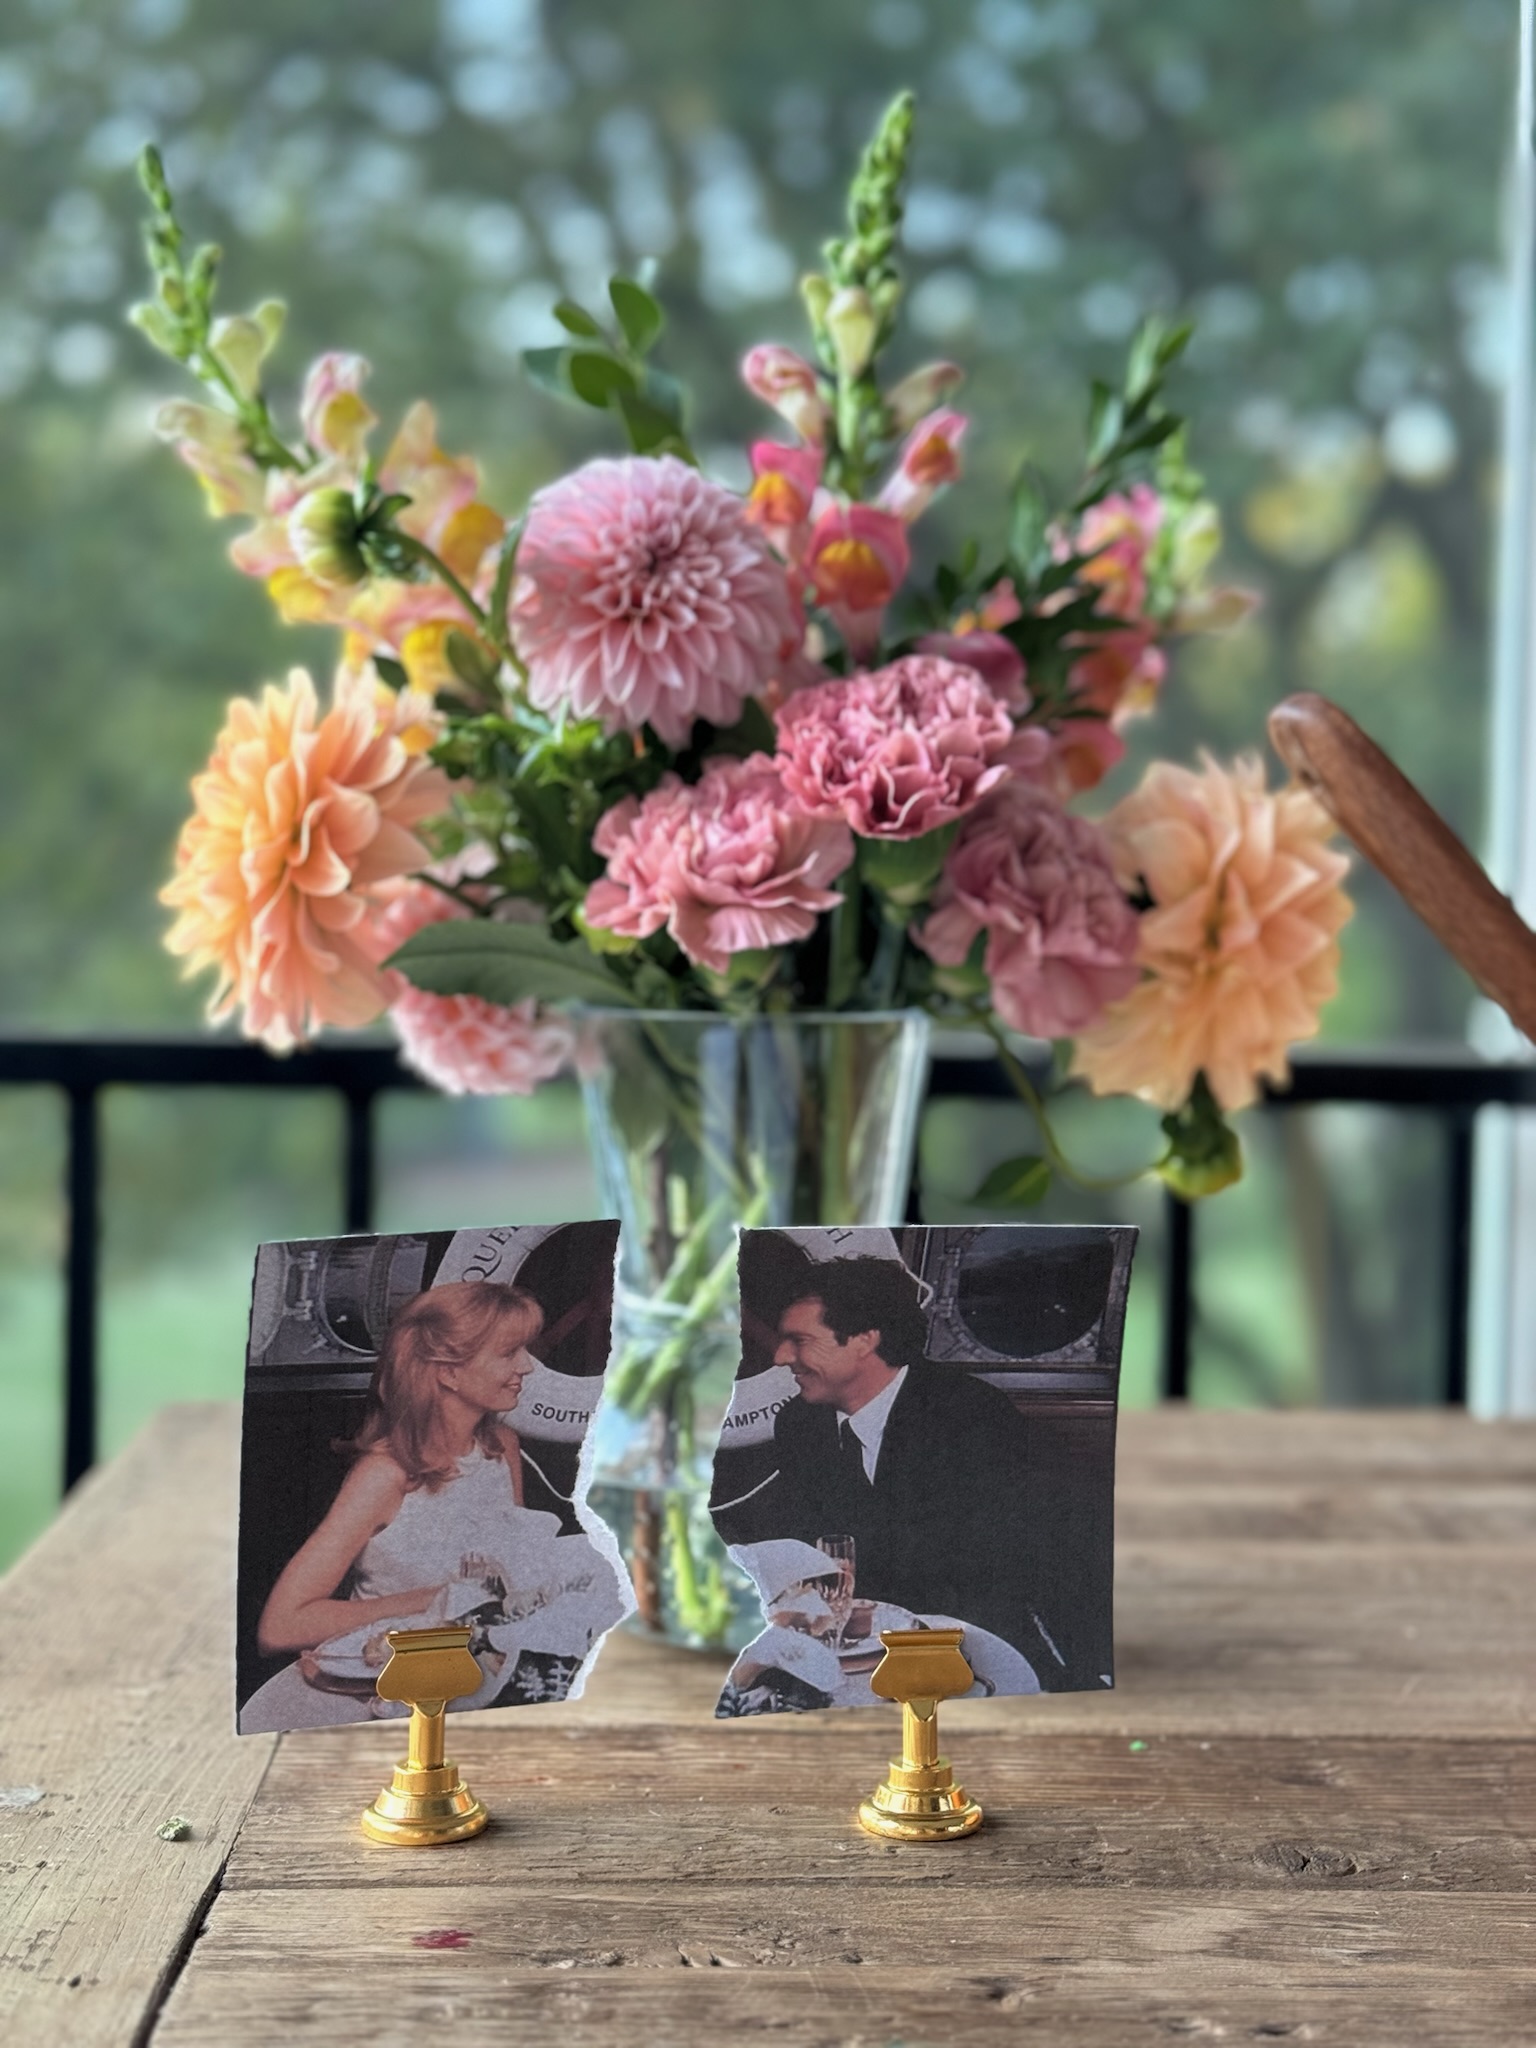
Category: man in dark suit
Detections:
[{"x1": 764, "y1": 1256, "x2": 1068, "y2": 1688}]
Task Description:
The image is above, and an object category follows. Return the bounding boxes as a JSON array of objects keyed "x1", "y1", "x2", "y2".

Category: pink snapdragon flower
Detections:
[
  {"x1": 510, "y1": 455, "x2": 801, "y2": 747},
  {"x1": 375, "y1": 882, "x2": 576, "y2": 1097},
  {"x1": 916, "y1": 781, "x2": 1140, "y2": 1039},
  {"x1": 583, "y1": 755, "x2": 854, "y2": 975},
  {"x1": 153, "y1": 400, "x2": 266, "y2": 518},
  {"x1": 226, "y1": 355, "x2": 502, "y2": 663},
  {"x1": 1048, "y1": 716, "x2": 1127, "y2": 796},
  {"x1": 885, "y1": 361, "x2": 964, "y2": 432},
  {"x1": 741, "y1": 345, "x2": 830, "y2": 445},
  {"x1": 745, "y1": 442, "x2": 823, "y2": 562},
  {"x1": 1069, "y1": 628, "x2": 1168, "y2": 725},
  {"x1": 1071, "y1": 484, "x2": 1164, "y2": 623},
  {"x1": 775, "y1": 654, "x2": 1013, "y2": 841},
  {"x1": 878, "y1": 408, "x2": 968, "y2": 523},
  {"x1": 804, "y1": 503, "x2": 910, "y2": 658}
]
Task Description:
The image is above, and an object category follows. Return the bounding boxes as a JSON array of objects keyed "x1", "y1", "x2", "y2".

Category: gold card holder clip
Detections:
[
  {"x1": 858, "y1": 1628, "x2": 983, "y2": 1842},
  {"x1": 360, "y1": 1627, "x2": 489, "y2": 1847}
]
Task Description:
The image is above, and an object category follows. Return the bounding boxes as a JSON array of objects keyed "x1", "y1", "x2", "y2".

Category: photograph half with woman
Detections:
[{"x1": 236, "y1": 1221, "x2": 631, "y2": 1734}]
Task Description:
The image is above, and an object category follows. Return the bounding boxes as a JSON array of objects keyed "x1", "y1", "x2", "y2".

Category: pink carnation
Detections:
[
  {"x1": 376, "y1": 884, "x2": 575, "y2": 1097},
  {"x1": 775, "y1": 655, "x2": 1014, "y2": 840},
  {"x1": 916, "y1": 781, "x2": 1140, "y2": 1038},
  {"x1": 583, "y1": 755, "x2": 853, "y2": 975},
  {"x1": 510, "y1": 455, "x2": 800, "y2": 748}
]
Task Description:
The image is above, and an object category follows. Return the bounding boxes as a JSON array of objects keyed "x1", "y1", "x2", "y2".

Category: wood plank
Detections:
[
  {"x1": 153, "y1": 1910, "x2": 1536, "y2": 2048},
  {"x1": 224, "y1": 1727, "x2": 1536, "y2": 1895},
  {"x1": 1115, "y1": 1482, "x2": 1536, "y2": 1543},
  {"x1": 1114, "y1": 1407, "x2": 1536, "y2": 1483},
  {"x1": 4, "y1": 1402, "x2": 1531, "y2": 2045},
  {"x1": 0, "y1": 1406, "x2": 278, "y2": 2048},
  {"x1": 150, "y1": 1973, "x2": 1536, "y2": 2048},
  {"x1": 342, "y1": 1536, "x2": 1533, "y2": 1738}
]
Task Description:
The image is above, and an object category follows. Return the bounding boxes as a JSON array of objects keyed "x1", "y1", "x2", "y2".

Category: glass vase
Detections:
[{"x1": 577, "y1": 1009, "x2": 932, "y2": 1649}]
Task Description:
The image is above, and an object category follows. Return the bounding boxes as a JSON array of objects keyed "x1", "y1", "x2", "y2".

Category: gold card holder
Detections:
[
  {"x1": 360, "y1": 1627, "x2": 489, "y2": 1847},
  {"x1": 858, "y1": 1628, "x2": 983, "y2": 1841}
]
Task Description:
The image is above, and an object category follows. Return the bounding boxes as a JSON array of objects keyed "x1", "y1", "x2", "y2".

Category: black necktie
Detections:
[{"x1": 837, "y1": 1419, "x2": 871, "y2": 1490}]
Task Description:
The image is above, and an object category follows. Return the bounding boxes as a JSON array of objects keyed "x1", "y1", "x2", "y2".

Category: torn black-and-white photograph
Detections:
[
  {"x1": 710, "y1": 1224, "x2": 1136, "y2": 1716},
  {"x1": 236, "y1": 1220, "x2": 632, "y2": 1733}
]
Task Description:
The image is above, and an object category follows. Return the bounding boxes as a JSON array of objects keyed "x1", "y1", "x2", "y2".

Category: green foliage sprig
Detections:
[
  {"x1": 129, "y1": 146, "x2": 299, "y2": 472},
  {"x1": 521, "y1": 276, "x2": 695, "y2": 462}
]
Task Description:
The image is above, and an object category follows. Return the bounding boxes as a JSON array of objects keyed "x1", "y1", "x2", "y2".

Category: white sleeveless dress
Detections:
[{"x1": 238, "y1": 1444, "x2": 630, "y2": 1732}]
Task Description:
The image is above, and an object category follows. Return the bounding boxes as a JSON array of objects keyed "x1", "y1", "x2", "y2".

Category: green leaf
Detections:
[
  {"x1": 553, "y1": 298, "x2": 604, "y2": 339},
  {"x1": 615, "y1": 386, "x2": 693, "y2": 459},
  {"x1": 1124, "y1": 320, "x2": 1164, "y2": 407},
  {"x1": 1156, "y1": 317, "x2": 1194, "y2": 371},
  {"x1": 372, "y1": 655, "x2": 408, "y2": 691},
  {"x1": 566, "y1": 350, "x2": 637, "y2": 408},
  {"x1": 1119, "y1": 413, "x2": 1182, "y2": 458},
  {"x1": 609, "y1": 277, "x2": 664, "y2": 355},
  {"x1": 703, "y1": 696, "x2": 778, "y2": 760},
  {"x1": 640, "y1": 363, "x2": 687, "y2": 426},
  {"x1": 970, "y1": 1155, "x2": 1053, "y2": 1207},
  {"x1": 1008, "y1": 467, "x2": 1051, "y2": 571},
  {"x1": 521, "y1": 345, "x2": 573, "y2": 397},
  {"x1": 489, "y1": 517, "x2": 523, "y2": 636},
  {"x1": 857, "y1": 822, "x2": 960, "y2": 907},
  {"x1": 386, "y1": 921, "x2": 640, "y2": 1008},
  {"x1": 445, "y1": 629, "x2": 497, "y2": 692},
  {"x1": 1087, "y1": 381, "x2": 1124, "y2": 468}
]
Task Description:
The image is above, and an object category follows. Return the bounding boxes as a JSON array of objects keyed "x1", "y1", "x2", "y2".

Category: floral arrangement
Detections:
[{"x1": 136, "y1": 93, "x2": 1351, "y2": 1207}]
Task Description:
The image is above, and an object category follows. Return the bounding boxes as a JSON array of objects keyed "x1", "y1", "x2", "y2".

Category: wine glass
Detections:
[{"x1": 816, "y1": 1534, "x2": 857, "y2": 1646}]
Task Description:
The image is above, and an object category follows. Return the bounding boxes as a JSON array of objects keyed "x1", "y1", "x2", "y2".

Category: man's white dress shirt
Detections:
[{"x1": 836, "y1": 1365, "x2": 909, "y2": 1482}]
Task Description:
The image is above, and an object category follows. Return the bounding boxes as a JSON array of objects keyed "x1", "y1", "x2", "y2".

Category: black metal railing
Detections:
[{"x1": 3, "y1": 1036, "x2": 1533, "y2": 1494}]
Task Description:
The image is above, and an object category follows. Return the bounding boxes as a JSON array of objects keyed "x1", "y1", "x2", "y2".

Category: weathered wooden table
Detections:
[{"x1": 2, "y1": 1404, "x2": 1532, "y2": 2046}]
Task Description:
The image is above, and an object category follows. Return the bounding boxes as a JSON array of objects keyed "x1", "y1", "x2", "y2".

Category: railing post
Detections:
[
  {"x1": 1444, "y1": 1109, "x2": 1476, "y2": 1405},
  {"x1": 63, "y1": 1083, "x2": 100, "y2": 1490},
  {"x1": 1161, "y1": 1189, "x2": 1194, "y2": 1401},
  {"x1": 343, "y1": 1088, "x2": 377, "y2": 1234}
]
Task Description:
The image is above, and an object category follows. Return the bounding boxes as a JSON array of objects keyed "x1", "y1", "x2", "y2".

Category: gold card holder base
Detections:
[
  {"x1": 857, "y1": 1629, "x2": 983, "y2": 1843},
  {"x1": 360, "y1": 1627, "x2": 489, "y2": 1848}
]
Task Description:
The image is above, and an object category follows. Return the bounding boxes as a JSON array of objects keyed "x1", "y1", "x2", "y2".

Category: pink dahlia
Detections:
[
  {"x1": 582, "y1": 754, "x2": 853, "y2": 975},
  {"x1": 775, "y1": 654, "x2": 1013, "y2": 841},
  {"x1": 376, "y1": 883, "x2": 575, "y2": 1097},
  {"x1": 510, "y1": 455, "x2": 801, "y2": 747},
  {"x1": 916, "y1": 781, "x2": 1141, "y2": 1039}
]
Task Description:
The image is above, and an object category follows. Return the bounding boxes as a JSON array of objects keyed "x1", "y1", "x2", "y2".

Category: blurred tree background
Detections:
[{"x1": 0, "y1": 0, "x2": 1520, "y2": 1560}]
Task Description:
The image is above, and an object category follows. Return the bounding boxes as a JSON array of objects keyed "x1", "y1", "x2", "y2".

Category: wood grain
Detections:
[
  {"x1": 1115, "y1": 1482, "x2": 1536, "y2": 1544},
  {"x1": 0, "y1": 1405, "x2": 277, "y2": 2048},
  {"x1": 153, "y1": 1945, "x2": 1536, "y2": 2048},
  {"x1": 151, "y1": 1975, "x2": 1536, "y2": 2048},
  {"x1": 1268, "y1": 690, "x2": 1536, "y2": 1039},
  {"x1": 224, "y1": 1728, "x2": 1536, "y2": 1895},
  {"x1": 1113, "y1": 1406, "x2": 1536, "y2": 1483},
  {"x1": 373, "y1": 1536, "x2": 1533, "y2": 1739},
  {"x1": 4, "y1": 1402, "x2": 1535, "y2": 2046}
]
